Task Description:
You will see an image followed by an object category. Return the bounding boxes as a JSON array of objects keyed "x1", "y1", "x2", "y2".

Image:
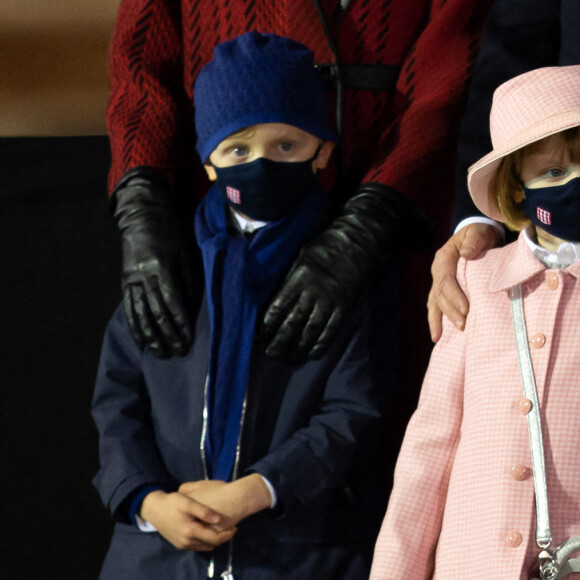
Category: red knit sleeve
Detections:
[
  {"x1": 106, "y1": 0, "x2": 188, "y2": 193},
  {"x1": 362, "y1": 0, "x2": 491, "y2": 227}
]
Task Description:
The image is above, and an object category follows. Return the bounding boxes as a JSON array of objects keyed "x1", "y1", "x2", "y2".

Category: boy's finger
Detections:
[
  {"x1": 179, "y1": 480, "x2": 203, "y2": 495},
  {"x1": 186, "y1": 522, "x2": 237, "y2": 547},
  {"x1": 185, "y1": 539, "x2": 215, "y2": 552},
  {"x1": 184, "y1": 498, "x2": 221, "y2": 525}
]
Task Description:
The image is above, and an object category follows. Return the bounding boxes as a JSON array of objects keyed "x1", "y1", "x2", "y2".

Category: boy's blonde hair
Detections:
[{"x1": 491, "y1": 127, "x2": 580, "y2": 231}]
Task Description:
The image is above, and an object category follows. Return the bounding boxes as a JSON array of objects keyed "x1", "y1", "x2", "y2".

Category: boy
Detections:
[{"x1": 93, "y1": 32, "x2": 387, "y2": 579}]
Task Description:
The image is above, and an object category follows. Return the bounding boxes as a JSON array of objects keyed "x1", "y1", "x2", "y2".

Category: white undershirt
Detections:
[
  {"x1": 231, "y1": 209, "x2": 269, "y2": 234},
  {"x1": 522, "y1": 226, "x2": 580, "y2": 269}
]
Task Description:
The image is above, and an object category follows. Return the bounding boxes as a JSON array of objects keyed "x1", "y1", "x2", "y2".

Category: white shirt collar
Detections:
[
  {"x1": 230, "y1": 209, "x2": 270, "y2": 234},
  {"x1": 523, "y1": 226, "x2": 580, "y2": 270}
]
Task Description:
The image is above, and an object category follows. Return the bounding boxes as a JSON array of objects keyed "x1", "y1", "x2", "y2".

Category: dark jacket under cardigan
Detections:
[{"x1": 92, "y1": 289, "x2": 389, "y2": 580}]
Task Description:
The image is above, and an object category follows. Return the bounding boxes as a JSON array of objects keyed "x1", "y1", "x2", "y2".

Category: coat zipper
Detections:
[{"x1": 202, "y1": 374, "x2": 249, "y2": 579}]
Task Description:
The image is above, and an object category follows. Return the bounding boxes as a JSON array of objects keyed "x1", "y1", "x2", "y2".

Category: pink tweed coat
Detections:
[{"x1": 371, "y1": 233, "x2": 580, "y2": 579}]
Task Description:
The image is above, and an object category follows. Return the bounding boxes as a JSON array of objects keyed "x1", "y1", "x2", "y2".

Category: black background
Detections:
[{"x1": 1, "y1": 136, "x2": 117, "y2": 578}]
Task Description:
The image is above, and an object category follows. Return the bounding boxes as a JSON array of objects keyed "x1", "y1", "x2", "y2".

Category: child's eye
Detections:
[
  {"x1": 280, "y1": 142, "x2": 294, "y2": 152},
  {"x1": 233, "y1": 146, "x2": 249, "y2": 157},
  {"x1": 546, "y1": 168, "x2": 565, "y2": 178},
  {"x1": 524, "y1": 165, "x2": 578, "y2": 188}
]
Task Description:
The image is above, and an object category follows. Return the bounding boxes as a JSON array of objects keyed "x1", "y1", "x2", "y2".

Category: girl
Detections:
[{"x1": 370, "y1": 65, "x2": 580, "y2": 579}]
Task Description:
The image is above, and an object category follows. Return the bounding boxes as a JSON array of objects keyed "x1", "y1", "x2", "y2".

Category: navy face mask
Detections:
[
  {"x1": 521, "y1": 177, "x2": 580, "y2": 242},
  {"x1": 213, "y1": 151, "x2": 322, "y2": 222}
]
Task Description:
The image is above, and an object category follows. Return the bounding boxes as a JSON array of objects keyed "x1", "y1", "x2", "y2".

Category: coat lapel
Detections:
[{"x1": 488, "y1": 232, "x2": 547, "y2": 293}]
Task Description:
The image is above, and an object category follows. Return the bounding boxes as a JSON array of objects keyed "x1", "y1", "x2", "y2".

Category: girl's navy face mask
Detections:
[
  {"x1": 212, "y1": 152, "x2": 321, "y2": 222},
  {"x1": 521, "y1": 177, "x2": 580, "y2": 242}
]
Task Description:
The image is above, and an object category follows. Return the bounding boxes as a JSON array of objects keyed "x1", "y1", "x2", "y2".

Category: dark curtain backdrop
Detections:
[{"x1": 1, "y1": 136, "x2": 117, "y2": 578}]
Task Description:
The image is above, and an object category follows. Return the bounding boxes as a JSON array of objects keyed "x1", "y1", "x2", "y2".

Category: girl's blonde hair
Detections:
[{"x1": 491, "y1": 127, "x2": 580, "y2": 231}]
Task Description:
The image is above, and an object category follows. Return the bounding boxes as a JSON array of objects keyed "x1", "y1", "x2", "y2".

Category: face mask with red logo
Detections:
[
  {"x1": 213, "y1": 151, "x2": 321, "y2": 222},
  {"x1": 521, "y1": 177, "x2": 580, "y2": 242}
]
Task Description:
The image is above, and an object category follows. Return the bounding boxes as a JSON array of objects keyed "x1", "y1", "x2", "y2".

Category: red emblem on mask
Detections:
[
  {"x1": 226, "y1": 186, "x2": 241, "y2": 204},
  {"x1": 536, "y1": 207, "x2": 551, "y2": 225}
]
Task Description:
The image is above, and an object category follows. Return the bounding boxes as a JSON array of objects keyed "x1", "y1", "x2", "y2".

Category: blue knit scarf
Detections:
[{"x1": 194, "y1": 183, "x2": 326, "y2": 481}]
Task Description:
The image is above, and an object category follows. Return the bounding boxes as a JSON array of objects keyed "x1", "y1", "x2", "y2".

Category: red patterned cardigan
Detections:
[{"x1": 106, "y1": 0, "x2": 491, "y2": 237}]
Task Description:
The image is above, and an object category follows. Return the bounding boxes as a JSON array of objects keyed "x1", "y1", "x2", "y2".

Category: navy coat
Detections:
[{"x1": 92, "y1": 290, "x2": 388, "y2": 579}]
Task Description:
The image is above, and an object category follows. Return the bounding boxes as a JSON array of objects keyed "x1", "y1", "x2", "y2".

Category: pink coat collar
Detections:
[{"x1": 488, "y1": 232, "x2": 580, "y2": 293}]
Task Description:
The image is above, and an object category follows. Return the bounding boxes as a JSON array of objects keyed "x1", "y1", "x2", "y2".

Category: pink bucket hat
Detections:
[{"x1": 467, "y1": 65, "x2": 580, "y2": 222}]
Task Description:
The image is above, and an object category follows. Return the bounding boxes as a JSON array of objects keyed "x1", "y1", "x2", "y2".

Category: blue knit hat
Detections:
[{"x1": 194, "y1": 31, "x2": 337, "y2": 162}]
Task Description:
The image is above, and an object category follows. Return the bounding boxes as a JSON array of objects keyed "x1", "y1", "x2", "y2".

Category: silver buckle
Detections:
[{"x1": 539, "y1": 549, "x2": 559, "y2": 580}]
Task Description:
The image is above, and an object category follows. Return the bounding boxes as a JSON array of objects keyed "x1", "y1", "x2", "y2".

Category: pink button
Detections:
[
  {"x1": 545, "y1": 271, "x2": 559, "y2": 290},
  {"x1": 518, "y1": 398, "x2": 533, "y2": 414},
  {"x1": 505, "y1": 531, "x2": 522, "y2": 547},
  {"x1": 510, "y1": 464, "x2": 531, "y2": 481},
  {"x1": 530, "y1": 333, "x2": 546, "y2": 349}
]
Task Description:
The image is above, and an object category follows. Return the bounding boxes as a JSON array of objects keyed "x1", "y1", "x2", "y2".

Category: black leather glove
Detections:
[
  {"x1": 112, "y1": 167, "x2": 194, "y2": 357},
  {"x1": 261, "y1": 183, "x2": 434, "y2": 360}
]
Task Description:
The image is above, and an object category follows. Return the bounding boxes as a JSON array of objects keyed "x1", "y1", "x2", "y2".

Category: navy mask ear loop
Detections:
[
  {"x1": 308, "y1": 142, "x2": 323, "y2": 169},
  {"x1": 514, "y1": 166, "x2": 527, "y2": 210}
]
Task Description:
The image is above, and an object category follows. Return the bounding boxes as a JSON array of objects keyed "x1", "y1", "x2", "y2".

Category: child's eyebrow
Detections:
[
  {"x1": 217, "y1": 138, "x2": 249, "y2": 151},
  {"x1": 221, "y1": 136, "x2": 248, "y2": 144},
  {"x1": 524, "y1": 150, "x2": 565, "y2": 166},
  {"x1": 525, "y1": 136, "x2": 569, "y2": 163}
]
